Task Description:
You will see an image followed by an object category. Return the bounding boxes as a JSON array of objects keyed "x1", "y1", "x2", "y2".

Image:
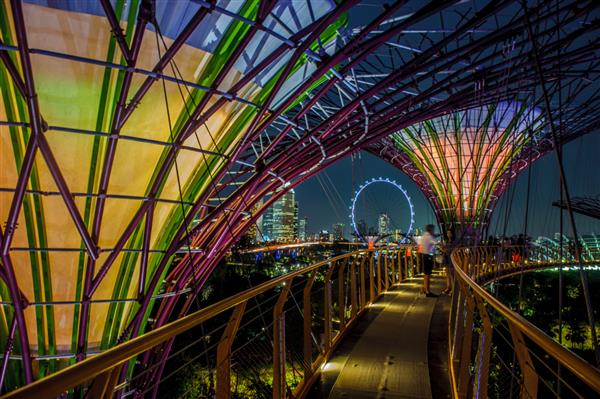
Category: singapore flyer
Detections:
[{"x1": 350, "y1": 177, "x2": 415, "y2": 243}]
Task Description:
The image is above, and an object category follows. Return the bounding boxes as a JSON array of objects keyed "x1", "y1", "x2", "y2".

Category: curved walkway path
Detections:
[{"x1": 315, "y1": 273, "x2": 451, "y2": 398}]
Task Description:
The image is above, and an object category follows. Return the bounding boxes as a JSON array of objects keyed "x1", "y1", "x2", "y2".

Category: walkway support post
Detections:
[
  {"x1": 216, "y1": 302, "x2": 246, "y2": 399},
  {"x1": 369, "y1": 252, "x2": 375, "y2": 303},
  {"x1": 338, "y1": 258, "x2": 347, "y2": 329},
  {"x1": 473, "y1": 295, "x2": 492, "y2": 399},
  {"x1": 508, "y1": 321, "x2": 538, "y2": 398},
  {"x1": 86, "y1": 365, "x2": 121, "y2": 399},
  {"x1": 384, "y1": 251, "x2": 390, "y2": 291},
  {"x1": 273, "y1": 278, "x2": 293, "y2": 399},
  {"x1": 303, "y1": 272, "x2": 317, "y2": 377},
  {"x1": 376, "y1": 251, "x2": 382, "y2": 295},
  {"x1": 457, "y1": 280, "x2": 475, "y2": 397},
  {"x1": 324, "y1": 263, "x2": 336, "y2": 353},
  {"x1": 350, "y1": 256, "x2": 358, "y2": 318},
  {"x1": 359, "y1": 255, "x2": 367, "y2": 308}
]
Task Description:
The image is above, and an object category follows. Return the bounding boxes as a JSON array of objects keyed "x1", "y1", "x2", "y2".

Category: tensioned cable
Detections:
[
  {"x1": 152, "y1": 19, "x2": 330, "y2": 393},
  {"x1": 164, "y1": 55, "x2": 280, "y2": 340},
  {"x1": 152, "y1": 24, "x2": 216, "y2": 393}
]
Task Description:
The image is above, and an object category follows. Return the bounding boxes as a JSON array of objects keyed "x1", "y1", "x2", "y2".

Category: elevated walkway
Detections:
[
  {"x1": 3, "y1": 247, "x2": 599, "y2": 399},
  {"x1": 316, "y1": 273, "x2": 451, "y2": 399}
]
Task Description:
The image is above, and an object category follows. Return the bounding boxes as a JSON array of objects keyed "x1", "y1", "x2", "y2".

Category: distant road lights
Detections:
[{"x1": 350, "y1": 177, "x2": 415, "y2": 243}]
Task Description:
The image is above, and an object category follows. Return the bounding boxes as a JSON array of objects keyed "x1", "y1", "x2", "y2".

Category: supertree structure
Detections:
[
  {"x1": 369, "y1": 102, "x2": 545, "y2": 235},
  {"x1": 1, "y1": 0, "x2": 600, "y2": 394}
]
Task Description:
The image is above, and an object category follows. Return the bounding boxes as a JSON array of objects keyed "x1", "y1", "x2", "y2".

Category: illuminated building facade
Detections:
[
  {"x1": 271, "y1": 190, "x2": 297, "y2": 242},
  {"x1": 332, "y1": 223, "x2": 345, "y2": 241},
  {"x1": 298, "y1": 217, "x2": 308, "y2": 241},
  {"x1": 378, "y1": 213, "x2": 389, "y2": 236}
]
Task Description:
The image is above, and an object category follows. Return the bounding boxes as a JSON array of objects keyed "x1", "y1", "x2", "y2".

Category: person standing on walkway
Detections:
[
  {"x1": 418, "y1": 224, "x2": 438, "y2": 297},
  {"x1": 441, "y1": 228, "x2": 456, "y2": 295}
]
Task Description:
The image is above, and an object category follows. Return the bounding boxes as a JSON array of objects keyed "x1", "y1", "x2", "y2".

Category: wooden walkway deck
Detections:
[{"x1": 316, "y1": 273, "x2": 450, "y2": 399}]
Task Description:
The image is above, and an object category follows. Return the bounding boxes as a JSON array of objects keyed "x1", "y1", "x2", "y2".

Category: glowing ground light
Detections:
[{"x1": 350, "y1": 178, "x2": 415, "y2": 243}]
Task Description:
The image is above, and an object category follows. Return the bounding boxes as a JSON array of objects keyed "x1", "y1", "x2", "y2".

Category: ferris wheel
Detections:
[{"x1": 350, "y1": 177, "x2": 415, "y2": 243}]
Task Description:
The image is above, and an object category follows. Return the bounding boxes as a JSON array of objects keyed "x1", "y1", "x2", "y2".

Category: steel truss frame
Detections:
[{"x1": 0, "y1": 0, "x2": 599, "y2": 394}]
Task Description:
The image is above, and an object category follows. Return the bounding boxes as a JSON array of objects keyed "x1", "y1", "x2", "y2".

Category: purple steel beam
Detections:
[
  {"x1": 0, "y1": 0, "x2": 55, "y2": 382},
  {"x1": 135, "y1": 86, "x2": 532, "y2": 390},
  {"x1": 522, "y1": 0, "x2": 600, "y2": 365},
  {"x1": 99, "y1": 0, "x2": 133, "y2": 65},
  {"x1": 0, "y1": 317, "x2": 17, "y2": 390},
  {"x1": 139, "y1": 203, "x2": 154, "y2": 301},
  {"x1": 144, "y1": 0, "x2": 596, "y2": 334},
  {"x1": 76, "y1": 0, "x2": 152, "y2": 361},
  {"x1": 0, "y1": 227, "x2": 32, "y2": 384},
  {"x1": 88, "y1": 0, "x2": 279, "y2": 300},
  {"x1": 174, "y1": 0, "x2": 442, "y2": 248},
  {"x1": 250, "y1": 0, "x2": 509, "y2": 171},
  {"x1": 122, "y1": 0, "x2": 600, "y2": 390},
  {"x1": 0, "y1": 38, "x2": 25, "y2": 99},
  {"x1": 119, "y1": 1, "x2": 215, "y2": 129},
  {"x1": 176, "y1": 0, "x2": 500, "y2": 248},
  {"x1": 36, "y1": 135, "x2": 98, "y2": 260},
  {"x1": 116, "y1": 5, "x2": 346, "y2": 274}
]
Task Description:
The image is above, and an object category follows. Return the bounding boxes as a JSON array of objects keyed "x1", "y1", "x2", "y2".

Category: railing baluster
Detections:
[
  {"x1": 87, "y1": 365, "x2": 121, "y2": 399},
  {"x1": 384, "y1": 251, "x2": 389, "y2": 291},
  {"x1": 473, "y1": 294, "x2": 492, "y2": 399},
  {"x1": 303, "y1": 272, "x2": 318, "y2": 378},
  {"x1": 324, "y1": 262, "x2": 336, "y2": 353},
  {"x1": 273, "y1": 278, "x2": 293, "y2": 399},
  {"x1": 338, "y1": 258, "x2": 347, "y2": 330},
  {"x1": 508, "y1": 321, "x2": 538, "y2": 399},
  {"x1": 403, "y1": 248, "x2": 410, "y2": 278},
  {"x1": 457, "y1": 280, "x2": 475, "y2": 398},
  {"x1": 369, "y1": 252, "x2": 375, "y2": 303},
  {"x1": 376, "y1": 251, "x2": 382, "y2": 295},
  {"x1": 350, "y1": 256, "x2": 358, "y2": 318},
  {"x1": 217, "y1": 301, "x2": 247, "y2": 399},
  {"x1": 359, "y1": 254, "x2": 367, "y2": 308}
]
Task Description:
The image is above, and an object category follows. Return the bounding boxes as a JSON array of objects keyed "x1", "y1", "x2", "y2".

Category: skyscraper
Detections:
[
  {"x1": 243, "y1": 199, "x2": 263, "y2": 244},
  {"x1": 294, "y1": 201, "x2": 299, "y2": 240},
  {"x1": 262, "y1": 206, "x2": 274, "y2": 242},
  {"x1": 271, "y1": 189, "x2": 297, "y2": 241},
  {"x1": 333, "y1": 223, "x2": 345, "y2": 241},
  {"x1": 299, "y1": 217, "x2": 308, "y2": 241},
  {"x1": 378, "y1": 213, "x2": 389, "y2": 236}
]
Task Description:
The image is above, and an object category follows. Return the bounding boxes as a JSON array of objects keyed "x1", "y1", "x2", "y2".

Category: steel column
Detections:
[
  {"x1": 302, "y1": 272, "x2": 317, "y2": 377},
  {"x1": 216, "y1": 302, "x2": 246, "y2": 399},
  {"x1": 273, "y1": 279, "x2": 292, "y2": 399}
]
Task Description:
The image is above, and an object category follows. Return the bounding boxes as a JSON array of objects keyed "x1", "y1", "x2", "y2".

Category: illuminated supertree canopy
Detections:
[
  {"x1": 371, "y1": 102, "x2": 545, "y2": 233},
  {"x1": 1, "y1": 0, "x2": 599, "y2": 392}
]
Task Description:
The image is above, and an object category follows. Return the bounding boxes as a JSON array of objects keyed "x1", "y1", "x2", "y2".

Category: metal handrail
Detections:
[
  {"x1": 449, "y1": 246, "x2": 600, "y2": 397},
  {"x1": 2, "y1": 247, "x2": 413, "y2": 398}
]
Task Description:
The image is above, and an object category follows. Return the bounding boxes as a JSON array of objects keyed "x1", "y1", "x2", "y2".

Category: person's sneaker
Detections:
[{"x1": 425, "y1": 292, "x2": 438, "y2": 298}]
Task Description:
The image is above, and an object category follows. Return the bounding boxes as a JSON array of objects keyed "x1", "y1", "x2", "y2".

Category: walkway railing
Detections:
[
  {"x1": 449, "y1": 245, "x2": 600, "y2": 398},
  {"x1": 1, "y1": 246, "x2": 419, "y2": 399}
]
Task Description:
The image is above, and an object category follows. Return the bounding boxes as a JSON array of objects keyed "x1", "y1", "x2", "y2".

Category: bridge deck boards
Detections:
[{"x1": 325, "y1": 274, "x2": 445, "y2": 399}]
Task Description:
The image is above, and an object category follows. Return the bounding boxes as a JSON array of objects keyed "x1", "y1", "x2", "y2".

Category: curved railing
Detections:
[
  {"x1": 449, "y1": 245, "x2": 600, "y2": 398},
  {"x1": 1, "y1": 246, "x2": 420, "y2": 399}
]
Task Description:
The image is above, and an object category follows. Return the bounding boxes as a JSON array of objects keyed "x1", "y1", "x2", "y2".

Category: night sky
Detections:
[{"x1": 295, "y1": 132, "x2": 600, "y2": 238}]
